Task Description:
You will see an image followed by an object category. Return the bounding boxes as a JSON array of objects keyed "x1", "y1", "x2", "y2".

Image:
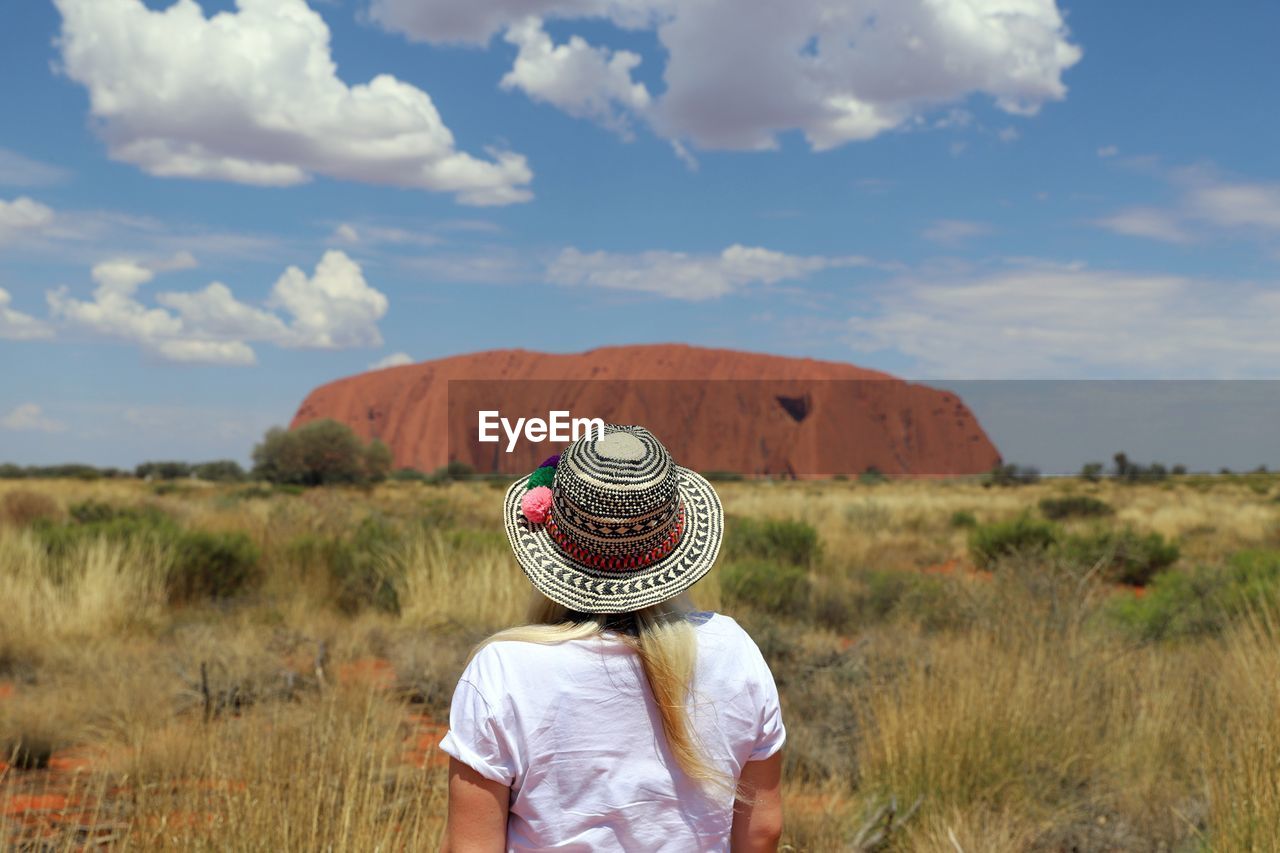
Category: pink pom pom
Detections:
[{"x1": 521, "y1": 486, "x2": 553, "y2": 524}]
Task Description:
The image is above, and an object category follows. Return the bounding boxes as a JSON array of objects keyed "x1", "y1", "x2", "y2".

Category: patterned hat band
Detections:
[{"x1": 546, "y1": 504, "x2": 686, "y2": 571}]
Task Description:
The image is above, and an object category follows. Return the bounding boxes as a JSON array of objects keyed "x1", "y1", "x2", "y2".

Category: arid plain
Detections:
[{"x1": 3, "y1": 472, "x2": 1280, "y2": 851}]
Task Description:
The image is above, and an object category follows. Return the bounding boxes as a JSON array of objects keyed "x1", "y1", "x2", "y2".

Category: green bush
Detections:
[
  {"x1": 251, "y1": 420, "x2": 391, "y2": 487},
  {"x1": 390, "y1": 467, "x2": 429, "y2": 482},
  {"x1": 135, "y1": 460, "x2": 192, "y2": 480},
  {"x1": 949, "y1": 510, "x2": 978, "y2": 529},
  {"x1": 193, "y1": 460, "x2": 246, "y2": 482},
  {"x1": 702, "y1": 470, "x2": 744, "y2": 482},
  {"x1": 168, "y1": 531, "x2": 261, "y2": 602},
  {"x1": 1038, "y1": 495, "x2": 1114, "y2": 520},
  {"x1": 289, "y1": 517, "x2": 405, "y2": 615},
  {"x1": 968, "y1": 515, "x2": 1060, "y2": 568},
  {"x1": 38, "y1": 502, "x2": 178, "y2": 557},
  {"x1": 1058, "y1": 526, "x2": 1179, "y2": 585},
  {"x1": 720, "y1": 560, "x2": 810, "y2": 618},
  {"x1": 724, "y1": 516, "x2": 822, "y2": 567},
  {"x1": 1106, "y1": 550, "x2": 1280, "y2": 641},
  {"x1": 811, "y1": 570, "x2": 967, "y2": 634},
  {"x1": 983, "y1": 463, "x2": 1041, "y2": 487},
  {"x1": 858, "y1": 467, "x2": 888, "y2": 485},
  {"x1": 428, "y1": 460, "x2": 477, "y2": 483}
]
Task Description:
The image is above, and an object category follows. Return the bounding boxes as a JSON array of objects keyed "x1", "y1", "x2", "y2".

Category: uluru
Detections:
[{"x1": 290, "y1": 344, "x2": 1001, "y2": 478}]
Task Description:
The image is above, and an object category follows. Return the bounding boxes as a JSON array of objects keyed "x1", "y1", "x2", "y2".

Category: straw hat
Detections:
[{"x1": 502, "y1": 424, "x2": 724, "y2": 613}]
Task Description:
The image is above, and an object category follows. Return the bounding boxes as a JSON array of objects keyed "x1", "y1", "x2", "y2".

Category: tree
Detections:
[
  {"x1": 364, "y1": 440, "x2": 393, "y2": 484},
  {"x1": 136, "y1": 460, "x2": 192, "y2": 480},
  {"x1": 194, "y1": 460, "x2": 246, "y2": 482},
  {"x1": 252, "y1": 420, "x2": 391, "y2": 486},
  {"x1": 1113, "y1": 452, "x2": 1130, "y2": 480},
  {"x1": 1080, "y1": 462, "x2": 1104, "y2": 482}
]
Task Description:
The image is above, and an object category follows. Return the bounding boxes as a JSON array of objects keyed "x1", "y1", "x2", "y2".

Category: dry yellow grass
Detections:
[{"x1": 0, "y1": 474, "x2": 1277, "y2": 850}]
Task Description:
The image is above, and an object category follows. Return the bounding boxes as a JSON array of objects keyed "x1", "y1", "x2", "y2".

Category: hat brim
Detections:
[{"x1": 503, "y1": 466, "x2": 724, "y2": 613}]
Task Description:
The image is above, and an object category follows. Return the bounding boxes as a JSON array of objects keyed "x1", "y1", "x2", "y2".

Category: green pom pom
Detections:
[{"x1": 526, "y1": 466, "x2": 555, "y2": 490}]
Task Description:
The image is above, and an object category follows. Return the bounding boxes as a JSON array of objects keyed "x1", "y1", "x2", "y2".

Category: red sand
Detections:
[
  {"x1": 337, "y1": 657, "x2": 397, "y2": 691},
  {"x1": 2, "y1": 794, "x2": 69, "y2": 816},
  {"x1": 291, "y1": 344, "x2": 1001, "y2": 477}
]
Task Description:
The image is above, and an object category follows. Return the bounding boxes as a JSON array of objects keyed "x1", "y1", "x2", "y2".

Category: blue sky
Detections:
[{"x1": 2, "y1": 0, "x2": 1279, "y2": 468}]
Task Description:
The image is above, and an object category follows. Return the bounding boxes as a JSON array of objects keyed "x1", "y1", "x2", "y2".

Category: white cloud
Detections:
[
  {"x1": 0, "y1": 196, "x2": 55, "y2": 244},
  {"x1": 500, "y1": 17, "x2": 651, "y2": 137},
  {"x1": 372, "y1": 0, "x2": 1081, "y2": 152},
  {"x1": 369, "y1": 351, "x2": 414, "y2": 369},
  {"x1": 1188, "y1": 181, "x2": 1280, "y2": 232},
  {"x1": 548, "y1": 244, "x2": 867, "y2": 300},
  {"x1": 1095, "y1": 170, "x2": 1280, "y2": 247},
  {"x1": 1094, "y1": 208, "x2": 1193, "y2": 245},
  {"x1": 268, "y1": 250, "x2": 388, "y2": 348},
  {"x1": 0, "y1": 288, "x2": 55, "y2": 340},
  {"x1": 997, "y1": 126, "x2": 1020, "y2": 143},
  {"x1": 1097, "y1": 144, "x2": 1118, "y2": 158},
  {"x1": 922, "y1": 219, "x2": 993, "y2": 246},
  {"x1": 0, "y1": 149, "x2": 70, "y2": 187},
  {"x1": 1, "y1": 403, "x2": 67, "y2": 434},
  {"x1": 47, "y1": 250, "x2": 388, "y2": 365},
  {"x1": 848, "y1": 266, "x2": 1280, "y2": 378},
  {"x1": 332, "y1": 224, "x2": 361, "y2": 244},
  {"x1": 327, "y1": 221, "x2": 442, "y2": 248},
  {"x1": 53, "y1": 0, "x2": 533, "y2": 205}
]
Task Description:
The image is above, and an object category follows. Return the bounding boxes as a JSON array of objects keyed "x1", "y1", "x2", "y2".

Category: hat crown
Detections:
[{"x1": 551, "y1": 425, "x2": 681, "y2": 560}]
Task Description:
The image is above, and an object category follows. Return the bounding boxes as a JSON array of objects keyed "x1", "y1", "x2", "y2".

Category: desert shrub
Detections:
[
  {"x1": 724, "y1": 516, "x2": 822, "y2": 567},
  {"x1": 1111, "y1": 452, "x2": 1170, "y2": 483},
  {"x1": 859, "y1": 466, "x2": 888, "y2": 485},
  {"x1": 252, "y1": 420, "x2": 390, "y2": 487},
  {"x1": 428, "y1": 460, "x2": 477, "y2": 483},
  {"x1": 168, "y1": 531, "x2": 261, "y2": 602},
  {"x1": 1058, "y1": 526, "x2": 1179, "y2": 585},
  {"x1": 135, "y1": 460, "x2": 192, "y2": 480},
  {"x1": 67, "y1": 499, "x2": 168, "y2": 525},
  {"x1": 0, "y1": 490, "x2": 61, "y2": 527},
  {"x1": 720, "y1": 560, "x2": 810, "y2": 618},
  {"x1": 1079, "y1": 462, "x2": 1104, "y2": 482},
  {"x1": 1038, "y1": 495, "x2": 1114, "y2": 520},
  {"x1": 968, "y1": 515, "x2": 1060, "y2": 568},
  {"x1": 194, "y1": 459, "x2": 246, "y2": 482},
  {"x1": 949, "y1": 509, "x2": 978, "y2": 529},
  {"x1": 286, "y1": 517, "x2": 405, "y2": 615},
  {"x1": 820, "y1": 569, "x2": 969, "y2": 633},
  {"x1": 983, "y1": 463, "x2": 1041, "y2": 487},
  {"x1": 37, "y1": 501, "x2": 178, "y2": 557},
  {"x1": 390, "y1": 467, "x2": 429, "y2": 482},
  {"x1": 1107, "y1": 551, "x2": 1280, "y2": 641},
  {"x1": 365, "y1": 441, "x2": 393, "y2": 484},
  {"x1": 702, "y1": 470, "x2": 744, "y2": 482},
  {"x1": 333, "y1": 518, "x2": 404, "y2": 614}
]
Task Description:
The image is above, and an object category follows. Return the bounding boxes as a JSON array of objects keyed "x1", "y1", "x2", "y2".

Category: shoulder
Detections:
[
  {"x1": 693, "y1": 612, "x2": 774, "y2": 674},
  {"x1": 695, "y1": 611, "x2": 761, "y2": 650}
]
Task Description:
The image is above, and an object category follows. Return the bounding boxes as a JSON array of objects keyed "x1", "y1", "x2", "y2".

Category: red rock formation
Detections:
[{"x1": 290, "y1": 344, "x2": 1001, "y2": 477}]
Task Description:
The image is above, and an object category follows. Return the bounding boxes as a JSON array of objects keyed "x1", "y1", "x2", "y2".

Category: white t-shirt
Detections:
[{"x1": 438, "y1": 611, "x2": 786, "y2": 852}]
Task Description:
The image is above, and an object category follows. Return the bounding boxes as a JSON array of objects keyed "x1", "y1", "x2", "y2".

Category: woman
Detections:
[{"x1": 439, "y1": 425, "x2": 786, "y2": 852}]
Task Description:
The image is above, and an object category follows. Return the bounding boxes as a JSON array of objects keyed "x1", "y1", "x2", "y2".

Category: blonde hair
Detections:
[{"x1": 475, "y1": 590, "x2": 730, "y2": 793}]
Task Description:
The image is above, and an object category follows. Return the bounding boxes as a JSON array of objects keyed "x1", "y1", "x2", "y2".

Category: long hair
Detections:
[{"x1": 475, "y1": 590, "x2": 730, "y2": 793}]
